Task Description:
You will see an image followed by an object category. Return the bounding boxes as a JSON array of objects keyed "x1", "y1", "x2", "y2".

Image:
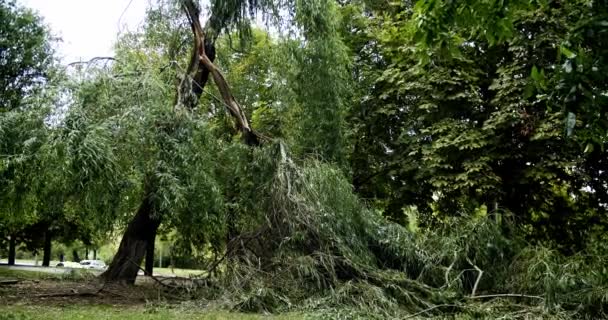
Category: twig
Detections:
[
  {"x1": 67, "y1": 56, "x2": 116, "y2": 67},
  {"x1": 35, "y1": 291, "x2": 98, "y2": 298},
  {"x1": 0, "y1": 279, "x2": 21, "y2": 285},
  {"x1": 467, "y1": 258, "x2": 483, "y2": 297},
  {"x1": 126, "y1": 258, "x2": 175, "y2": 289},
  {"x1": 443, "y1": 252, "x2": 457, "y2": 288},
  {"x1": 403, "y1": 304, "x2": 458, "y2": 319},
  {"x1": 117, "y1": 0, "x2": 136, "y2": 34},
  {"x1": 202, "y1": 226, "x2": 266, "y2": 279},
  {"x1": 35, "y1": 282, "x2": 106, "y2": 298},
  {"x1": 468, "y1": 293, "x2": 544, "y2": 300}
]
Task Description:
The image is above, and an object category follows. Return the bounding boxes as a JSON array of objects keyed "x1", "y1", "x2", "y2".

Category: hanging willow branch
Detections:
[{"x1": 181, "y1": 0, "x2": 260, "y2": 146}]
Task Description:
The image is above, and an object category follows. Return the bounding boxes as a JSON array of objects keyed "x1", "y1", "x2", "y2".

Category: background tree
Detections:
[
  {"x1": 0, "y1": 0, "x2": 56, "y2": 265},
  {"x1": 0, "y1": 0, "x2": 55, "y2": 112},
  {"x1": 342, "y1": 0, "x2": 608, "y2": 250}
]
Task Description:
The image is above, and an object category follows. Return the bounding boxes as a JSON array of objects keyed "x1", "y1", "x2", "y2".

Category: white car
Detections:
[
  {"x1": 79, "y1": 260, "x2": 107, "y2": 270},
  {"x1": 56, "y1": 261, "x2": 80, "y2": 268}
]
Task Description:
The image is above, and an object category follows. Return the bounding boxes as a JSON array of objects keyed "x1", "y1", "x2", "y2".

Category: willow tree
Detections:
[
  {"x1": 100, "y1": 0, "x2": 267, "y2": 283},
  {"x1": 89, "y1": 0, "x2": 352, "y2": 283}
]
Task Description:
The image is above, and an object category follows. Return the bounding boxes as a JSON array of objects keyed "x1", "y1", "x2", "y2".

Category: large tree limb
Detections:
[
  {"x1": 176, "y1": 0, "x2": 215, "y2": 111},
  {"x1": 182, "y1": 0, "x2": 260, "y2": 146}
]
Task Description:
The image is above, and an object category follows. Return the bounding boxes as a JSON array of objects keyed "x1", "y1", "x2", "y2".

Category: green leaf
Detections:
[
  {"x1": 560, "y1": 46, "x2": 577, "y2": 59},
  {"x1": 531, "y1": 66, "x2": 540, "y2": 82}
]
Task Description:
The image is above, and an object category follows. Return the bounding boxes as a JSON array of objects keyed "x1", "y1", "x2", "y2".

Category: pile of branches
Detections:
[{"x1": 189, "y1": 143, "x2": 608, "y2": 319}]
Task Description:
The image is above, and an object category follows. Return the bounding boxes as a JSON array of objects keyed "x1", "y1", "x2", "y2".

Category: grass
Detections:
[
  {"x1": 152, "y1": 267, "x2": 205, "y2": 277},
  {"x1": 0, "y1": 305, "x2": 305, "y2": 320}
]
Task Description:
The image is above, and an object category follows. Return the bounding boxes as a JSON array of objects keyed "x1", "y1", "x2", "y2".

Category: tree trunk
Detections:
[
  {"x1": 101, "y1": 190, "x2": 160, "y2": 284},
  {"x1": 42, "y1": 231, "x2": 51, "y2": 267},
  {"x1": 93, "y1": 249, "x2": 97, "y2": 260},
  {"x1": 8, "y1": 235, "x2": 16, "y2": 265},
  {"x1": 85, "y1": 248, "x2": 89, "y2": 260},
  {"x1": 72, "y1": 249, "x2": 80, "y2": 263},
  {"x1": 145, "y1": 236, "x2": 155, "y2": 276}
]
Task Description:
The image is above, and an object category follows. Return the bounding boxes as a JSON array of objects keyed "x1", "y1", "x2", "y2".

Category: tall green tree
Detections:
[
  {"x1": 0, "y1": 0, "x2": 55, "y2": 112},
  {"x1": 345, "y1": 0, "x2": 607, "y2": 249},
  {"x1": 0, "y1": 0, "x2": 56, "y2": 265}
]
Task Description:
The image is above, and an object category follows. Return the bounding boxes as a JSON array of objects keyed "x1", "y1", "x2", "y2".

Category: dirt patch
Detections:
[{"x1": 0, "y1": 277, "x2": 179, "y2": 307}]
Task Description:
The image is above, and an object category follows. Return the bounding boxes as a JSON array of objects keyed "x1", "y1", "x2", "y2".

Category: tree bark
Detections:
[
  {"x1": 8, "y1": 235, "x2": 16, "y2": 265},
  {"x1": 101, "y1": 189, "x2": 160, "y2": 284},
  {"x1": 145, "y1": 235, "x2": 155, "y2": 276},
  {"x1": 42, "y1": 231, "x2": 51, "y2": 267}
]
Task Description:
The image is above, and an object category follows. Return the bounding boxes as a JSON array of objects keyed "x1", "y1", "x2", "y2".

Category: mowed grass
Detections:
[
  {"x1": 152, "y1": 266, "x2": 205, "y2": 277},
  {"x1": 1, "y1": 305, "x2": 305, "y2": 320}
]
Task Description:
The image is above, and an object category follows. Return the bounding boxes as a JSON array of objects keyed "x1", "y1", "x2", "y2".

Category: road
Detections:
[
  {"x1": 0, "y1": 263, "x2": 187, "y2": 277},
  {"x1": 0, "y1": 263, "x2": 103, "y2": 275}
]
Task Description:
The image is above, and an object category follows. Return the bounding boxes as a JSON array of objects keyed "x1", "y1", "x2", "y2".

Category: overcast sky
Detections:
[{"x1": 19, "y1": 0, "x2": 149, "y2": 64}]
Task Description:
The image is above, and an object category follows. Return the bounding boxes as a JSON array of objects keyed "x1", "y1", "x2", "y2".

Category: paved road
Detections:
[
  {"x1": 0, "y1": 263, "x2": 103, "y2": 275},
  {"x1": 0, "y1": 264, "x2": 176, "y2": 277}
]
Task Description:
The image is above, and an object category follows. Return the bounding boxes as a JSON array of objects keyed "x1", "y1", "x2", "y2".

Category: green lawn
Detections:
[
  {"x1": 152, "y1": 266, "x2": 205, "y2": 277},
  {"x1": 0, "y1": 305, "x2": 305, "y2": 320}
]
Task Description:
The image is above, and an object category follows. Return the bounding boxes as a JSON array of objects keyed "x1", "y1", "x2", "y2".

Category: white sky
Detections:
[{"x1": 19, "y1": 0, "x2": 150, "y2": 64}]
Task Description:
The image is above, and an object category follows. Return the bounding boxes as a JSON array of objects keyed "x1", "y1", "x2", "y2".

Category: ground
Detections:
[
  {"x1": 0, "y1": 268, "x2": 302, "y2": 320},
  {"x1": 0, "y1": 268, "x2": 579, "y2": 319}
]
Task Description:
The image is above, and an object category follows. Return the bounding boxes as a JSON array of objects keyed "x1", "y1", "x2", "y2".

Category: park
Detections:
[{"x1": 1, "y1": 0, "x2": 607, "y2": 319}]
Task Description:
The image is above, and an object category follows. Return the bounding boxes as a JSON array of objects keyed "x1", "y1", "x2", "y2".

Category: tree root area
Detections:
[{"x1": 0, "y1": 277, "x2": 180, "y2": 307}]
